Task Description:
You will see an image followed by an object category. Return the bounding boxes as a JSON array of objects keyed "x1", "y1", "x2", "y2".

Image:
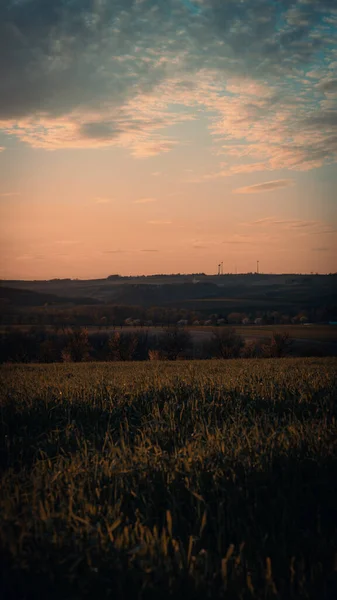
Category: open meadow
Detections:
[{"x1": 1, "y1": 358, "x2": 337, "y2": 599}]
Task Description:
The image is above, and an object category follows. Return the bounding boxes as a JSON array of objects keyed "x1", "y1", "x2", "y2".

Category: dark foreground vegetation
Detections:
[
  {"x1": 1, "y1": 359, "x2": 337, "y2": 599},
  {"x1": 0, "y1": 325, "x2": 323, "y2": 364}
]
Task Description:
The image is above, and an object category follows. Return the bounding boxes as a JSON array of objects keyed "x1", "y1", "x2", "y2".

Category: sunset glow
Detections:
[{"x1": 1, "y1": 0, "x2": 336, "y2": 279}]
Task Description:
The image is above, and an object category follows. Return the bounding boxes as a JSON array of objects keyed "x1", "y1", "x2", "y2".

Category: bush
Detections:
[
  {"x1": 148, "y1": 349, "x2": 165, "y2": 361},
  {"x1": 62, "y1": 328, "x2": 91, "y2": 362},
  {"x1": 108, "y1": 332, "x2": 138, "y2": 361},
  {"x1": 87, "y1": 332, "x2": 110, "y2": 361},
  {"x1": 206, "y1": 327, "x2": 243, "y2": 359},
  {"x1": 266, "y1": 332, "x2": 293, "y2": 358},
  {"x1": 241, "y1": 338, "x2": 264, "y2": 358},
  {"x1": 159, "y1": 327, "x2": 192, "y2": 360}
]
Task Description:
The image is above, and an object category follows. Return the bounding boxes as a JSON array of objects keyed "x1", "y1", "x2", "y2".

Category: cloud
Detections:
[
  {"x1": 104, "y1": 248, "x2": 160, "y2": 253},
  {"x1": 134, "y1": 197, "x2": 157, "y2": 204},
  {"x1": 304, "y1": 111, "x2": 337, "y2": 128},
  {"x1": 233, "y1": 179, "x2": 295, "y2": 194},
  {"x1": 94, "y1": 197, "x2": 113, "y2": 204},
  {"x1": 310, "y1": 227, "x2": 337, "y2": 235},
  {"x1": 80, "y1": 122, "x2": 122, "y2": 140},
  {"x1": 250, "y1": 217, "x2": 292, "y2": 226},
  {"x1": 222, "y1": 237, "x2": 254, "y2": 245},
  {"x1": 186, "y1": 161, "x2": 270, "y2": 182},
  {"x1": 0, "y1": 0, "x2": 336, "y2": 168},
  {"x1": 245, "y1": 217, "x2": 336, "y2": 236},
  {"x1": 54, "y1": 240, "x2": 80, "y2": 245},
  {"x1": 147, "y1": 220, "x2": 172, "y2": 225},
  {"x1": 312, "y1": 247, "x2": 330, "y2": 251},
  {"x1": 0, "y1": 191, "x2": 20, "y2": 197},
  {"x1": 14, "y1": 255, "x2": 33, "y2": 261},
  {"x1": 15, "y1": 254, "x2": 45, "y2": 261},
  {"x1": 250, "y1": 217, "x2": 324, "y2": 229},
  {"x1": 229, "y1": 163, "x2": 268, "y2": 175},
  {"x1": 291, "y1": 221, "x2": 319, "y2": 229},
  {"x1": 317, "y1": 78, "x2": 337, "y2": 93},
  {"x1": 248, "y1": 217, "x2": 316, "y2": 227}
]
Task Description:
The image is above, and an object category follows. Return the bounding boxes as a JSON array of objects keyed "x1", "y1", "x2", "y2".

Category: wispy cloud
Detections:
[
  {"x1": 233, "y1": 180, "x2": 295, "y2": 194},
  {"x1": 222, "y1": 235, "x2": 255, "y2": 245},
  {"x1": 147, "y1": 220, "x2": 172, "y2": 225},
  {"x1": 15, "y1": 255, "x2": 33, "y2": 261},
  {"x1": 245, "y1": 217, "x2": 336, "y2": 236},
  {"x1": 311, "y1": 227, "x2": 337, "y2": 235},
  {"x1": 15, "y1": 254, "x2": 45, "y2": 261},
  {"x1": 190, "y1": 162, "x2": 269, "y2": 182},
  {"x1": 0, "y1": 0, "x2": 335, "y2": 169},
  {"x1": 0, "y1": 191, "x2": 20, "y2": 197},
  {"x1": 94, "y1": 197, "x2": 113, "y2": 204},
  {"x1": 312, "y1": 247, "x2": 330, "y2": 252},
  {"x1": 103, "y1": 248, "x2": 160, "y2": 253},
  {"x1": 54, "y1": 240, "x2": 80, "y2": 245},
  {"x1": 134, "y1": 197, "x2": 157, "y2": 204},
  {"x1": 249, "y1": 217, "x2": 309, "y2": 227}
]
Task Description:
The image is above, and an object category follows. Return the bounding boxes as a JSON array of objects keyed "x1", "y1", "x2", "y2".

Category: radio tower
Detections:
[{"x1": 257, "y1": 260, "x2": 259, "y2": 274}]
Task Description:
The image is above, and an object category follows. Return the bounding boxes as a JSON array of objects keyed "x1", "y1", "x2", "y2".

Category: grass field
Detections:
[{"x1": 1, "y1": 359, "x2": 337, "y2": 599}]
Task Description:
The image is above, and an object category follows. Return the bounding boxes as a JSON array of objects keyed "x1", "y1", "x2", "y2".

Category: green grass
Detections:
[{"x1": 1, "y1": 358, "x2": 337, "y2": 599}]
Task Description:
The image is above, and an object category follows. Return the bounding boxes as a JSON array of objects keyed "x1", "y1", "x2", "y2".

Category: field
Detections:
[{"x1": 1, "y1": 359, "x2": 337, "y2": 599}]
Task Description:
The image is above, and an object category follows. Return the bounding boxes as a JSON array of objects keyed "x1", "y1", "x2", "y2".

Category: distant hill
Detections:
[
  {"x1": 0, "y1": 286, "x2": 100, "y2": 307},
  {"x1": 112, "y1": 281, "x2": 220, "y2": 306},
  {"x1": 1, "y1": 274, "x2": 336, "y2": 315}
]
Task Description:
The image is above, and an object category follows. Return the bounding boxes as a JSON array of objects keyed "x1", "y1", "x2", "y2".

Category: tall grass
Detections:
[{"x1": 1, "y1": 358, "x2": 336, "y2": 599}]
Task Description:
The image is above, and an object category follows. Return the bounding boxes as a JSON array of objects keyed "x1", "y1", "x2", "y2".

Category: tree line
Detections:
[
  {"x1": 1, "y1": 302, "x2": 333, "y2": 328},
  {"x1": 0, "y1": 326, "x2": 298, "y2": 363}
]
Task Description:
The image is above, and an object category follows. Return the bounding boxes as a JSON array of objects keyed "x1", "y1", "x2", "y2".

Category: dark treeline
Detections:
[
  {"x1": 0, "y1": 326, "x2": 326, "y2": 364},
  {"x1": 0, "y1": 302, "x2": 334, "y2": 328}
]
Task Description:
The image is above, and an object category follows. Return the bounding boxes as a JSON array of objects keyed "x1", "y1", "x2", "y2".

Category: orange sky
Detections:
[{"x1": 0, "y1": 0, "x2": 336, "y2": 278}]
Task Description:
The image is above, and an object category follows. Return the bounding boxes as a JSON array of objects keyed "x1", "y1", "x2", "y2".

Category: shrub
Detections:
[
  {"x1": 207, "y1": 327, "x2": 243, "y2": 359},
  {"x1": 148, "y1": 349, "x2": 165, "y2": 361},
  {"x1": 108, "y1": 332, "x2": 138, "y2": 361},
  {"x1": 159, "y1": 327, "x2": 192, "y2": 360},
  {"x1": 269, "y1": 332, "x2": 293, "y2": 357},
  {"x1": 241, "y1": 338, "x2": 264, "y2": 358},
  {"x1": 62, "y1": 328, "x2": 91, "y2": 362}
]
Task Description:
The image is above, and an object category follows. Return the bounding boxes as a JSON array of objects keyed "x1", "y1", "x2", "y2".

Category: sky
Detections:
[{"x1": 0, "y1": 0, "x2": 336, "y2": 279}]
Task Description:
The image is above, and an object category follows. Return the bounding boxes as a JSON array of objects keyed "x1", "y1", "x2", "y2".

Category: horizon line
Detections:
[{"x1": 1, "y1": 271, "x2": 336, "y2": 282}]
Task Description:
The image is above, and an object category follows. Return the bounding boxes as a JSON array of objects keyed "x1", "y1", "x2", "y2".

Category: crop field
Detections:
[{"x1": 1, "y1": 358, "x2": 337, "y2": 599}]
